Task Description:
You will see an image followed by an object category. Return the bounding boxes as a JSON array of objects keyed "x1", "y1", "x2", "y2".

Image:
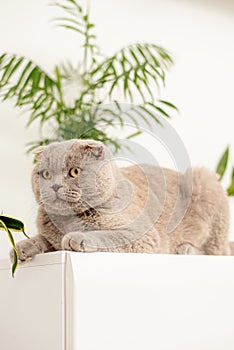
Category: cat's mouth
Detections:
[
  {"x1": 41, "y1": 189, "x2": 81, "y2": 206},
  {"x1": 53, "y1": 196, "x2": 64, "y2": 203},
  {"x1": 55, "y1": 191, "x2": 81, "y2": 203}
]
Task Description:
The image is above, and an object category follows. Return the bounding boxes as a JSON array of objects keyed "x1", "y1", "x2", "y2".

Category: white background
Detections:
[{"x1": 0, "y1": 0, "x2": 234, "y2": 257}]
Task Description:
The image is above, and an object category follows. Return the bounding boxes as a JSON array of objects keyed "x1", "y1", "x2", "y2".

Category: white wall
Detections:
[{"x1": 0, "y1": 0, "x2": 234, "y2": 258}]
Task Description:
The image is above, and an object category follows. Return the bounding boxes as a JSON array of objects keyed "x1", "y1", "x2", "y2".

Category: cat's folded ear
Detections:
[
  {"x1": 75, "y1": 140, "x2": 105, "y2": 159},
  {"x1": 84, "y1": 143, "x2": 104, "y2": 159},
  {"x1": 32, "y1": 146, "x2": 46, "y2": 162}
]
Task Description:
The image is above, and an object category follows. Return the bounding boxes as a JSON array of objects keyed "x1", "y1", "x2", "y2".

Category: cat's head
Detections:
[{"x1": 32, "y1": 139, "x2": 118, "y2": 215}]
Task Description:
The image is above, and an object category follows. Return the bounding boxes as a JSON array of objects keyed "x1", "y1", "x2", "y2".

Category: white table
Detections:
[{"x1": 0, "y1": 251, "x2": 234, "y2": 350}]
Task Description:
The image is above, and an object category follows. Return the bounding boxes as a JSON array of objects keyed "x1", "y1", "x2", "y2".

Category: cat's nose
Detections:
[{"x1": 51, "y1": 184, "x2": 62, "y2": 192}]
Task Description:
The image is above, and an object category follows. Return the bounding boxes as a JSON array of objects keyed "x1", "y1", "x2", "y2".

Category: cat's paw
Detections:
[
  {"x1": 10, "y1": 239, "x2": 39, "y2": 264},
  {"x1": 62, "y1": 232, "x2": 97, "y2": 252},
  {"x1": 175, "y1": 243, "x2": 203, "y2": 255}
]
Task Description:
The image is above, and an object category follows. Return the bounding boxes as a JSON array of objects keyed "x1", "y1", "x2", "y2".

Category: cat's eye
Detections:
[
  {"x1": 69, "y1": 167, "x2": 81, "y2": 178},
  {"x1": 41, "y1": 169, "x2": 52, "y2": 180}
]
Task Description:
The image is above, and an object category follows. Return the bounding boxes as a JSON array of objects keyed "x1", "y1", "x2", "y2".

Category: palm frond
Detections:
[
  {"x1": 0, "y1": 0, "x2": 178, "y2": 154},
  {"x1": 88, "y1": 43, "x2": 173, "y2": 103},
  {"x1": 0, "y1": 53, "x2": 67, "y2": 127},
  {"x1": 52, "y1": 0, "x2": 101, "y2": 71}
]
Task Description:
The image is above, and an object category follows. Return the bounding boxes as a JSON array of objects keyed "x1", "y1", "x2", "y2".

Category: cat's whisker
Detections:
[{"x1": 39, "y1": 195, "x2": 52, "y2": 206}]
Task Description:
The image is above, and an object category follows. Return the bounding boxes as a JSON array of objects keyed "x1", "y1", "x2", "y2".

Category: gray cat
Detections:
[{"x1": 11, "y1": 138, "x2": 232, "y2": 263}]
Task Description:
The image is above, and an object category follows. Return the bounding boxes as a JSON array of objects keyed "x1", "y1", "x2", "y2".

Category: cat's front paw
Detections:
[
  {"x1": 62, "y1": 232, "x2": 97, "y2": 252},
  {"x1": 175, "y1": 243, "x2": 203, "y2": 255},
  {"x1": 10, "y1": 239, "x2": 39, "y2": 264}
]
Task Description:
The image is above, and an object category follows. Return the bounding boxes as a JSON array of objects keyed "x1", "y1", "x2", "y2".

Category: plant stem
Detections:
[
  {"x1": 83, "y1": 0, "x2": 91, "y2": 75},
  {"x1": 55, "y1": 65, "x2": 64, "y2": 106}
]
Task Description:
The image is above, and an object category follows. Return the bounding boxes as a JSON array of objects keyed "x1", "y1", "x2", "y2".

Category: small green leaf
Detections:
[
  {"x1": 138, "y1": 105, "x2": 162, "y2": 126},
  {"x1": 11, "y1": 247, "x2": 18, "y2": 277},
  {"x1": 14, "y1": 61, "x2": 33, "y2": 89},
  {"x1": 216, "y1": 147, "x2": 229, "y2": 180},
  {"x1": 144, "y1": 45, "x2": 160, "y2": 67},
  {"x1": 158, "y1": 99, "x2": 179, "y2": 112},
  {"x1": 2, "y1": 57, "x2": 24, "y2": 84},
  {"x1": 109, "y1": 79, "x2": 119, "y2": 97},
  {"x1": 58, "y1": 24, "x2": 84, "y2": 34},
  {"x1": 52, "y1": 17, "x2": 83, "y2": 27},
  {"x1": 32, "y1": 69, "x2": 42, "y2": 90},
  {"x1": 136, "y1": 44, "x2": 147, "y2": 61},
  {"x1": 126, "y1": 130, "x2": 142, "y2": 139},
  {"x1": 227, "y1": 166, "x2": 234, "y2": 196},
  {"x1": 147, "y1": 103, "x2": 171, "y2": 119},
  {"x1": 227, "y1": 185, "x2": 234, "y2": 196},
  {"x1": 129, "y1": 48, "x2": 140, "y2": 65},
  {"x1": 0, "y1": 53, "x2": 7, "y2": 66}
]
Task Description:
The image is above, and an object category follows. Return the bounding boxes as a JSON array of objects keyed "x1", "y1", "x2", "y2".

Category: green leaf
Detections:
[
  {"x1": 0, "y1": 53, "x2": 7, "y2": 66},
  {"x1": 227, "y1": 166, "x2": 234, "y2": 196},
  {"x1": 1, "y1": 56, "x2": 16, "y2": 82},
  {"x1": 19, "y1": 67, "x2": 39, "y2": 93},
  {"x1": 14, "y1": 61, "x2": 33, "y2": 89},
  {"x1": 124, "y1": 111, "x2": 140, "y2": 129},
  {"x1": 147, "y1": 102, "x2": 171, "y2": 119},
  {"x1": 0, "y1": 215, "x2": 29, "y2": 277},
  {"x1": 129, "y1": 48, "x2": 140, "y2": 65},
  {"x1": 98, "y1": 107, "x2": 124, "y2": 127},
  {"x1": 144, "y1": 45, "x2": 160, "y2": 67},
  {"x1": 56, "y1": 24, "x2": 84, "y2": 34},
  {"x1": 138, "y1": 105, "x2": 162, "y2": 126},
  {"x1": 216, "y1": 147, "x2": 229, "y2": 180},
  {"x1": 130, "y1": 106, "x2": 152, "y2": 128},
  {"x1": 109, "y1": 78, "x2": 119, "y2": 97},
  {"x1": 33, "y1": 93, "x2": 48, "y2": 110},
  {"x1": 52, "y1": 16, "x2": 83, "y2": 27},
  {"x1": 136, "y1": 44, "x2": 148, "y2": 62},
  {"x1": 158, "y1": 99, "x2": 179, "y2": 111},
  {"x1": 126, "y1": 130, "x2": 142, "y2": 139},
  {"x1": 0, "y1": 215, "x2": 29, "y2": 237},
  {"x1": 227, "y1": 185, "x2": 234, "y2": 196},
  {"x1": 133, "y1": 72, "x2": 146, "y2": 102},
  {"x1": 32, "y1": 69, "x2": 42, "y2": 90},
  {"x1": 138, "y1": 71, "x2": 154, "y2": 101},
  {"x1": 2, "y1": 57, "x2": 24, "y2": 84}
]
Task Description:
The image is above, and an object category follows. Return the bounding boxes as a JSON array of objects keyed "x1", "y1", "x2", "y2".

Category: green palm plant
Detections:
[
  {"x1": 0, "y1": 215, "x2": 29, "y2": 276},
  {"x1": 216, "y1": 147, "x2": 234, "y2": 196},
  {"x1": 0, "y1": 0, "x2": 178, "y2": 151}
]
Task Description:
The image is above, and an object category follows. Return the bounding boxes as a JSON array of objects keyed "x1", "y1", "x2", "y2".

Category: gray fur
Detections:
[{"x1": 10, "y1": 139, "x2": 232, "y2": 263}]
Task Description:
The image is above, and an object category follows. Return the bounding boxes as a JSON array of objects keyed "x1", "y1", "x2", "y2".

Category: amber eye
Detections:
[
  {"x1": 41, "y1": 169, "x2": 52, "y2": 180},
  {"x1": 69, "y1": 167, "x2": 81, "y2": 178}
]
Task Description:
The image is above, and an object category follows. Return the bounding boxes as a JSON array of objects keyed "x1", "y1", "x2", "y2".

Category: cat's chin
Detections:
[
  {"x1": 43, "y1": 199, "x2": 77, "y2": 216},
  {"x1": 57, "y1": 192, "x2": 81, "y2": 203},
  {"x1": 41, "y1": 196, "x2": 93, "y2": 216}
]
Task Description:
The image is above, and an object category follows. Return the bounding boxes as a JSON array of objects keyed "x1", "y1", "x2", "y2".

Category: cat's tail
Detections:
[{"x1": 229, "y1": 242, "x2": 234, "y2": 255}]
